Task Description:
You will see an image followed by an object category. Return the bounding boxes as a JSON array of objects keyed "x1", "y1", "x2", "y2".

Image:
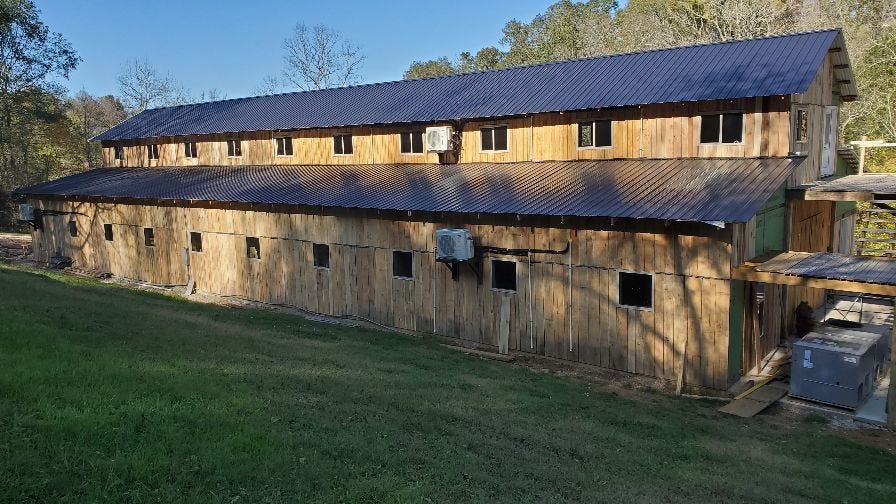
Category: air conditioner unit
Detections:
[
  {"x1": 436, "y1": 228, "x2": 474, "y2": 261},
  {"x1": 426, "y1": 126, "x2": 452, "y2": 152},
  {"x1": 18, "y1": 203, "x2": 34, "y2": 221}
]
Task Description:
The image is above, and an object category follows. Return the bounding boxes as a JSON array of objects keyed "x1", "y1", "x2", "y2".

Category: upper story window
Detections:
[
  {"x1": 400, "y1": 131, "x2": 424, "y2": 154},
  {"x1": 700, "y1": 113, "x2": 743, "y2": 144},
  {"x1": 480, "y1": 125, "x2": 508, "y2": 152},
  {"x1": 333, "y1": 134, "x2": 353, "y2": 155},
  {"x1": 578, "y1": 120, "x2": 612, "y2": 148},
  {"x1": 794, "y1": 109, "x2": 809, "y2": 143},
  {"x1": 113, "y1": 145, "x2": 123, "y2": 161},
  {"x1": 275, "y1": 136, "x2": 293, "y2": 156},
  {"x1": 226, "y1": 139, "x2": 242, "y2": 157},
  {"x1": 184, "y1": 141, "x2": 198, "y2": 159},
  {"x1": 147, "y1": 143, "x2": 160, "y2": 160}
]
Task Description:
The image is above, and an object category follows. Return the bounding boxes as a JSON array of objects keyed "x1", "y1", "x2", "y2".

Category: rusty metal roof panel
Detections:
[
  {"x1": 15, "y1": 157, "x2": 802, "y2": 223},
  {"x1": 94, "y1": 30, "x2": 843, "y2": 141}
]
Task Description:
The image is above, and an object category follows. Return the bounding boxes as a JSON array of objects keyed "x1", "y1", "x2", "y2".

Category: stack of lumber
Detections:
[{"x1": 0, "y1": 233, "x2": 31, "y2": 260}]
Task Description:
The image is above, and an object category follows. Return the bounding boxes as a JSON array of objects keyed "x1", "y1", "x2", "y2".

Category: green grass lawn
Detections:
[{"x1": 1, "y1": 263, "x2": 895, "y2": 503}]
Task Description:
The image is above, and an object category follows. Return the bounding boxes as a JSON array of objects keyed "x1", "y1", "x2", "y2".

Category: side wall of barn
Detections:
[{"x1": 30, "y1": 198, "x2": 734, "y2": 392}]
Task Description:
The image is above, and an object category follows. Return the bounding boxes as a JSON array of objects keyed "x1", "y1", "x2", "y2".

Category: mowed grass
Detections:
[{"x1": 1, "y1": 264, "x2": 894, "y2": 503}]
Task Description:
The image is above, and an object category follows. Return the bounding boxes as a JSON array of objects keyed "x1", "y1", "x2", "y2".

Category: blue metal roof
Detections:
[
  {"x1": 95, "y1": 29, "x2": 841, "y2": 141},
  {"x1": 15, "y1": 157, "x2": 802, "y2": 223}
]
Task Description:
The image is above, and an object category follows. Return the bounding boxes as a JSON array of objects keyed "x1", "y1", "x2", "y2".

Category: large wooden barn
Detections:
[{"x1": 19, "y1": 28, "x2": 893, "y2": 396}]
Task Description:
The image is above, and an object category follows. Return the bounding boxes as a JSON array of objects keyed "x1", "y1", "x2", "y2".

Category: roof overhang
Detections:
[
  {"x1": 830, "y1": 31, "x2": 858, "y2": 102},
  {"x1": 733, "y1": 251, "x2": 896, "y2": 296},
  {"x1": 788, "y1": 174, "x2": 896, "y2": 201}
]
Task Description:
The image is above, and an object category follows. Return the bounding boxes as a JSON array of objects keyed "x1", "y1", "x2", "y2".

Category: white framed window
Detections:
[
  {"x1": 399, "y1": 131, "x2": 424, "y2": 154},
  {"x1": 227, "y1": 139, "x2": 242, "y2": 157},
  {"x1": 392, "y1": 250, "x2": 414, "y2": 279},
  {"x1": 480, "y1": 125, "x2": 509, "y2": 152},
  {"x1": 184, "y1": 141, "x2": 198, "y2": 159},
  {"x1": 333, "y1": 134, "x2": 353, "y2": 155},
  {"x1": 577, "y1": 119, "x2": 613, "y2": 148},
  {"x1": 491, "y1": 259, "x2": 517, "y2": 292},
  {"x1": 699, "y1": 113, "x2": 743, "y2": 144},
  {"x1": 147, "y1": 143, "x2": 160, "y2": 160},
  {"x1": 617, "y1": 271, "x2": 653, "y2": 310},
  {"x1": 275, "y1": 136, "x2": 293, "y2": 156}
]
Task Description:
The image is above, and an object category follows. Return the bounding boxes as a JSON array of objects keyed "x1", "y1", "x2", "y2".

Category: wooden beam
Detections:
[
  {"x1": 786, "y1": 188, "x2": 875, "y2": 202},
  {"x1": 834, "y1": 64, "x2": 850, "y2": 69},
  {"x1": 829, "y1": 47, "x2": 843, "y2": 53},
  {"x1": 889, "y1": 322, "x2": 896, "y2": 429},
  {"x1": 841, "y1": 95, "x2": 858, "y2": 102},
  {"x1": 732, "y1": 264, "x2": 896, "y2": 297},
  {"x1": 837, "y1": 80, "x2": 852, "y2": 85}
]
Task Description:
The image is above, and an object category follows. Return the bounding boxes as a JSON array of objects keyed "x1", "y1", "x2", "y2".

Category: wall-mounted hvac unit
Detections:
[
  {"x1": 436, "y1": 228, "x2": 474, "y2": 261},
  {"x1": 18, "y1": 203, "x2": 34, "y2": 221},
  {"x1": 425, "y1": 126, "x2": 452, "y2": 152}
]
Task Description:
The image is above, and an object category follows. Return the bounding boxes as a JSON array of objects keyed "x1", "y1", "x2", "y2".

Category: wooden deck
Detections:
[{"x1": 734, "y1": 251, "x2": 896, "y2": 296}]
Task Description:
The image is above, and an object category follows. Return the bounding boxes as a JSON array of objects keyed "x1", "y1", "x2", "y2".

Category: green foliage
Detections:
[{"x1": 1, "y1": 263, "x2": 895, "y2": 502}]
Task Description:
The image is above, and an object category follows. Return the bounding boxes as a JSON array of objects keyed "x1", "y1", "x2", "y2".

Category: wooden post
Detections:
[
  {"x1": 498, "y1": 296, "x2": 510, "y2": 355},
  {"x1": 858, "y1": 135, "x2": 867, "y2": 175},
  {"x1": 888, "y1": 320, "x2": 896, "y2": 429}
]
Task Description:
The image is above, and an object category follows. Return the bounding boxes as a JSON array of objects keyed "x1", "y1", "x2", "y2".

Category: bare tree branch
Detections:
[{"x1": 281, "y1": 24, "x2": 365, "y2": 91}]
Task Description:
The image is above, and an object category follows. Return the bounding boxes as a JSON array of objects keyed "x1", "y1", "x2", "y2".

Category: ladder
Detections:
[{"x1": 856, "y1": 200, "x2": 896, "y2": 257}]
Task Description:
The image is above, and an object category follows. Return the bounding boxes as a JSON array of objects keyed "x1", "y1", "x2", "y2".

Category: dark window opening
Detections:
[
  {"x1": 313, "y1": 243, "x2": 330, "y2": 268},
  {"x1": 227, "y1": 139, "x2": 242, "y2": 157},
  {"x1": 113, "y1": 146, "x2": 123, "y2": 161},
  {"x1": 480, "y1": 126, "x2": 508, "y2": 152},
  {"x1": 276, "y1": 137, "x2": 293, "y2": 156},
  {"x1": 147, "y1": 143, "x2": 160, "y2": 160},
  {"x1": 184, "y1": 141, "x2": 198, "y2": 158},
  {"x1": 333, "y1": 134, "x2": 353, "y2": 155},
  {"x1": 400, "y1": 131, "x2": 424, "y2": 154},
  {"x1": 246, "y1": 236, "x2": 261, "y2": 259},
  {"x1": 795, "y1": 109, "x2": 808, "y2": 143},
  {"x1": 491, "y1": 259, "x2": 517, "y2": 292},
  {"x1": 103, "y1": 223, "x2": 113, "y2": 241},
  {"x1": 68, "y1": 221, "x2": 77, "y2": 237},
  {"x1": 392, "y1": 250, "x2": 414, "y2": 279},
  {"x1": 618, "y1": 271, "x2": 652, "y2": 309},
  {"x1": 700, "y1": 113, "x2": 742, "y2": 144},
  {"x1": 578, "y1": 120, "x2": 612, "y2": 148},
  {"x1": 144, "y1": 227, "x2": 155, "y2": 247},
  {"x1": 190, "y1": 231, "x2": 203, "y2": 253}
]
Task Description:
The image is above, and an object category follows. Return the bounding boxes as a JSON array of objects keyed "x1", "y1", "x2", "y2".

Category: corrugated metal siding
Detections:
[
  {"x1": 16, "y1": 157, "x2": 802, "y2": 223},
  {"x1": 94, "y1": 30, "x2": 840, "y2": 141}
]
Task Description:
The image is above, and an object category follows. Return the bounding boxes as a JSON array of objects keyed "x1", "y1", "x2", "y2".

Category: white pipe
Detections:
[
  {"x1": 568, "y1": 238, "x2": 573, "y2": 352},
  {"x1": 528, "y1": 253, "x2": 534, "y2": 349}
]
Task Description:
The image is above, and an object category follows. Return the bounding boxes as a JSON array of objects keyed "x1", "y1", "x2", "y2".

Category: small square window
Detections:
[
  {"x1": 144, "y1": 227, "x2": 155, "y2": 247},
  {"x1": 113, "y1": 146, "x2": 123, "y2": 161},
  {"x1": 190, "y1": 231, "x2": 203, "y2": 253},
  {"x1": 400, "y1": 131, "x2": 424, "y2": 154},
  {"x1": 794, "y1": 109, "x2": 808, "y2": 143},
  {"x1": 275, "y1": 137, "x2": 293, "y2": 156},
  {"x1": 313, "y1": 243, "x2": 330, "y2": 268},
  {"x1": 578, "y1": 120, "x2": 612, "y2": 148},
  {"x1": 68, "y1": 221, "x2": 77, "y2": 237},
  {"x1": 227, "y1": 139, "x2": 242, "y2": 157},
  {"x1": 103, "y1": 223, "x2": 113, "y2": 241},
  {"x1": 491, "y1": 259, "x2": 517, "y2": 292},
  {"x1": 480, "y1": 126, "x2": 508, "y2": 152},
  {"x1": 392, "y1": 250, "x2": 414, "y2": 279},
  {"x1": 147, "y1": 144, "x2": 160, "y2": 160},
  {"x1": 700, "y1": 113, "x2": 742, "y2": 144},
  {"x1": 246, "y1": 236, "x2": 261, "y2": 259},
  {"x1": 618, "y1": 271, "x2": 652, "y2": 309},
  {"x1": 184, "y1": 141, "x2": 198, "y2": 158},
  {"x1": 333, "y1": 134, "x2": 353, "y2": 155}
]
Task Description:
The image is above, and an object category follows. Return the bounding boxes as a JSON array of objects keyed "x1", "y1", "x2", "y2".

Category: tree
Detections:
[
  {"x1": 280, "y1": 23, "x2": 365, "y2": 91},
  {"x1": 254, "y1": 74, "x2": 286, "y2": 95},
  {"x1": 116, "y1": 59, "x2": 188, "y2": 115},
  {"x1": 404, "y1": 57, "x2": 460, "y2": 79},
  {"x1": 65, "y1": 92, "x2": 126, "y2": 168}
]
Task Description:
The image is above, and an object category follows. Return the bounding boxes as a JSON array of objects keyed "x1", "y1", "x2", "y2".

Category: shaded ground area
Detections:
[{"x1": 1, "y1": 263, "x2": 895, "y2": 503}]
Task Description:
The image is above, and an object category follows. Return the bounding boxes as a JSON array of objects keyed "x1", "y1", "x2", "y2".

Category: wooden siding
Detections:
[
  {"x1": 789, "y1": 53, "x2": 835, "y2": 186},
  {"x1": 101, "y1": 98, "x2": 794, "y2": 167},
  {"x1": 31, "y1": 198, "x2": 734, "y2": 391}
]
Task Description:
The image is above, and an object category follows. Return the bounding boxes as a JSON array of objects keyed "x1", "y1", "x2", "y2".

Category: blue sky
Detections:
[{"x1": 38, "y1": 0, "x2": 554, "y2": 99}]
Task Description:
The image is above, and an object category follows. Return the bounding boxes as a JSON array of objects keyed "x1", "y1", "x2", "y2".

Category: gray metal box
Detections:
[{"x1": 790, "y1": 330, "x2": 882, "y2": 409}]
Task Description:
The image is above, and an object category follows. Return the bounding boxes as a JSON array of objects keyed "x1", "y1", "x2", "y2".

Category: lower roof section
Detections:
[
  {"x1": 789, "y1": 174, "x2": 896, "y2": 201},
  {"x1": 15, "y1": 157, "x2": 802, "y2": 223},
  {"x1": 733, "y1": 251, "x2": 896, "y2": 296}
]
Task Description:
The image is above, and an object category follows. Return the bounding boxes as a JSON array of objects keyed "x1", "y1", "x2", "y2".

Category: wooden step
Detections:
[
  {"x1": 858, "y1": 228, "x2": 896, "y2": 234},
  {"x1": 857, "y1": 238, "x2": 896, "y2": 244},
  {"x1": 858, "y1": 218, "x2": 896, "y2": 224},
  {"x1": 856, "y1": 248, "x2": 896, "y2": 255}
]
